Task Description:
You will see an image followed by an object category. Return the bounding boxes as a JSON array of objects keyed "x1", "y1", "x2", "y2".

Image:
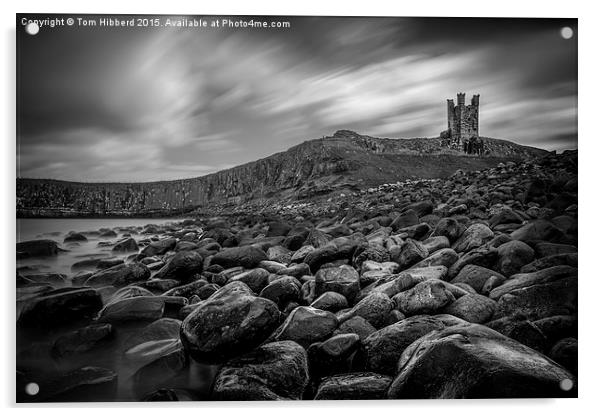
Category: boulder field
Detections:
[{"x1": 16, "y1": 150, "x2": 577, "y2": 401}]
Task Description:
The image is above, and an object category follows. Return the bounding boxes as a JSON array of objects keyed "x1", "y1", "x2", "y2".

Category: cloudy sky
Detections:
[{"x1": 17, "y1": 16, "x2": 577, "y2": 182}]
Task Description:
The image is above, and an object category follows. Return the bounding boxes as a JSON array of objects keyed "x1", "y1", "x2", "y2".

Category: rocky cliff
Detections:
[{"x1": 16, "y1": 130, "x2": 549, "y2": 217}]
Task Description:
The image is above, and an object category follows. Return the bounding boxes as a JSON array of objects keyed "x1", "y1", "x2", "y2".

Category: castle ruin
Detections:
[{"x1": 440, "y1": 92, "x2": 484, "y2": 155}]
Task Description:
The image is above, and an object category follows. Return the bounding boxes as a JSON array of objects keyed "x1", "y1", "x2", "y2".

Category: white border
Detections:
[{"x1": 2, "y1": 0, "x2": 599, "y2": 414}]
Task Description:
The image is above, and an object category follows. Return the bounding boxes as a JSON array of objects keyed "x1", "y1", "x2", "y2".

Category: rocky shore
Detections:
[{"x1": 16, "y1": 150, "x2": 577, "y2": 401}]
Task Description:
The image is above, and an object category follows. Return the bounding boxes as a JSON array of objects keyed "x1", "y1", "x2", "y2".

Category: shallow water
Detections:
[{"x1": 16, "y1": 217, "x2": 219, "y2": 402}]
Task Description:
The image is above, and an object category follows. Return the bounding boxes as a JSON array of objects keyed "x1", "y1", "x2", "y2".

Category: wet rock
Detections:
[
  {"x1": 259, "y1": 276, "x2": 301, "y2": 309},
  {"x1": 496, "y1": 240, "x2": 535, "y2": 276},
  {"x1": 315, "y1": 265, "x2": 360, "y2": 303},
  {"x1": 180, "y1": 282, "x2": 280, "y2": 364},
  {"x1": 112, "y1": 237, "x2": 139, "y2": 252},
  {"x1": 273, "y1": 306, "x2": 338, "y2": 347},
  {"x1": 153, "y1": 251, "x2": 204, "y2": 282},
  {"x1": 308, "y1": 333, "x2": 360, "y2": 378},
  {"x1": 276, "y1": 262, "x2": 311, "y2": 279},
  {"x1": 314, "y1": 372, "x2": 392, "y2": 400},
  {"x1": 266, "y1": 246, "x2": 292, "y2": 264},
  {"x1": 338, "y1": 292, "x2": 394, "y2": 329},
  {"x1": 98, "y1": 295, "x2": 178, "y2": 323},
  {"x1": 17, "y1": 239, "x2": 61, "y2": 258},
  {"x1": 18, "y1": 287, "x2": 103, "y2": 327},
  {"x1": 451, "y1": 264, "x2": 505, "y2": 293},
  {"x1": 393, "y1": 279, "x2": 455, "y2": 316},
  {"x1": 96, "y1": 257, "x2": 124, "y2": 269},
  {"x1": 361, "y1": 314, "x2": 461, "y2": 375},
  {"x1": 489, "y1": 265, "x2": 577, "y2": 300},
  {"x1": 131, "y1": 343, "x2": 188, "y2": 397},
  {"x1": 422, "y1": 236, "x2": 450, "y2": 254},
  {"x1": 310, "y1": 291, "x2": 349, "y2": 312},
  {"x1": 85, "y1": 263, "x2": 150, "y2": 287},
  {"x1": 411, "y1": 248, "x2": 458, "y2": 270},
  {"x1": 520, "y1": 253, "x2": 578, "y2": 273},
  {"x1": 141, "y1": 237, "x2": 177, "y2": 257},
  {"x1": 122, "y1": 317, "x2": 181, "y2": 353},
  {"x1": 392, "y1": 239, "x2": 428, "y2": 269},
  {"x1": 51, "y1": 323, "x2": 114, "y2": 358},
  {"x1": 99, "y1": 229, "x2": 118, "y2": 238},
  {"x1": 452, "y1": 224, "x2": 494, "y2": 253},
  {"x1": 387, "y1": 323, "x2": 576, "y2": 398},
  {"x1": 64, "y1": 232, "x2": 88, "y2": 243},
  {"x1": 486, "y1": 317, "x2": 548, "y2": 352},
  {"x1": 430, "y1": 218, "x2": 466, "y2": 242},
  {"x1": 229, "y1": 268, "x2": 270, "y2": 293},
  {"x1": 210, "y1": 245, "x2": 268, "y2": 269},
  {"x1": 442, "y1": 293, "x2": 496, "y2": 323},
  {"x1": 352, "y1": 245, "x2": 390, "y2": 269},
  {"x1": 333, "y1": 316, "x2": 377, "y2": 341},
  {"x1": 510, "y1": 220, "x2": 567, "y2": 243},
  {"x1": 549, "y1": 338, "x2": 577, "y2": 376},
  {"x1": 304, "y1": 244, "x2": 341, "y2": 273},
  {"x1": 212, "y1": 341, "x2": 309, "y2": 400}
]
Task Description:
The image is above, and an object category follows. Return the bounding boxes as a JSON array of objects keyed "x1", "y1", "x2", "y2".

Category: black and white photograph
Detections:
[{"x1": 14, "y1": 11, "x2": 579, "y2": 403}]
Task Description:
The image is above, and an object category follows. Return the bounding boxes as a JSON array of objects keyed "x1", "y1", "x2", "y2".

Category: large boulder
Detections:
[
  {"x1": 496, "y1": 240, "x2": 535, "y2": 277},
  {"x1": 392, "y1": 239, "x2": 428, "y2": 269},
  {"x1": 141, "y1": 237, "x2": 177, "y2": 257},
  {"x1": 84, "y1": 263, "x2": 150, "y2": 287},
  {"x1": 510, "y1": 220, "x2": 567, "y2": 243},
  {"x1": 411, "y1": 248, "x2": 459, "y2": 270},
  {"x1": 310, "y1": 291, "x2": 348, "y2": 312},
  {"x1": 259, "y1": 276, "x2": 301, "y2": 309},
  {"x1": 360, "y1": 314, "x2": 464, "y2": 375},
  {"x1": 307, "y1": 333, "x2": 360, "y2": 378},
  {"x1": 17, "y1": 239, "x2": 61, "y2": 258},
  {"x1": 452, "y1": 224, "x2": 494, "y2": 253},
  {"x1": 430, "y1": 218, "x2": 466, "y2": 243},
  {"x1": 97, "y1": 296, "x2": 184, "y2": 322},
  {"x1": 228, "y1": 268, "x2": 270, "y2": 293},
  {"x1": 153, "y1": 251, "x2": 203, "y2": 282},
  {"x1": 210, "y1": 246, "x2": 268, "y2": 269},
  {"x1": 212, "y1": 341, "x2": 309, "y2": 400},
  {"x1": 337, "y1": 292, "x2": 394, "y2": 329},
  {"x1": 315, "y1": 265, "x2": 360, "y2": 304},
  {"x1": 442, "y1": 293, "x2": 497, "y2": 324},
  {"x1": 180, "y1": 282, "x2": 280, "y2": 364},
  {"x1": 489, "y1": 265, "x2": 577, "y2": 301},
  {"x1": 314, "y1": 372, "x2": 392, "y2": 400},
  {"x1": 273, "y1": 306, "x2": 338, "y2": 347},
  {"x1": 18, "y1": 287, "x2": 103, "y2": 327},
  {"x1": 451, "y1": 264, "x2": 505, "y2": 293},
  {"x1": 387, "y1": 323, "x2": 576, "y2": 398},
  {"x1": 112, "y1": 237, "x2": 139, "y2": 252},
  {"x1": 393, "y1": 279, "x2": 455, "y2": 316}
]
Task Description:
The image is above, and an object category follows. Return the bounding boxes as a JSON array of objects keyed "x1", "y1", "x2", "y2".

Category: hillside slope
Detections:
[{"x1": 16, "y1": 130, "x2": 548, "y2": 217}]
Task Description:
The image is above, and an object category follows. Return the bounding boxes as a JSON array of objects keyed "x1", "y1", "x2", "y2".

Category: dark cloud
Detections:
[{"x1": 17, "y1": 15, "x2": 577, "y2": 181}]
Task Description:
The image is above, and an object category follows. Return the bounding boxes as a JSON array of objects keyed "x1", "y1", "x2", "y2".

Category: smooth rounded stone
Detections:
[
  {"x1": 17, "y1": 239, "x2": 60, "y2": 258},
  {"x1": 410, "y1": 248, "x2": 459, "y2": 270},
  {"x1": 308, "y1": 333, "x2": 360, "y2": 377},
  {"x1": 442, "y1": 293, "x2": 497, "y2": 324},
  {"x1": 520, "y1": 253, "x2": 578, "y2": 273},
  {"x1": 71, "y1": 258, "x2": 101, "y2": 271},
  {"x1": 338, "y1": 292, "x2": 394, "y2": 329},
  {"x1": 64, "y1": 232, "x2": 88, "y2": 243},
  {"x1": 210, "y1": 245, "x2": 268, "y2": 269},
  {"x1": 510, "y1": 219, "x2": 566, "y2": 243},
  {"x1": 333, "y1": 315, "x2": 377, "y2": 341},
  {"x1": 496, "y1": 240, "x2": 535, "y2": 276},
  {"x1": 548, "y1": 337, "x2": 577, "y2": 375},
  {"x1": 140, "y1": 256, "x2": 161, "y2": 265},
  {"x1": 361, "y1": 315, "x2": 461, "y2": 375},
  {"x1": 21, "y1": 272, "x2": 67, "y2": 286},
  {"x1": 352, "y1": 245, "x2": 390, "y2": 270},
  {"x1": 273, "y1": 306, "x2": 338, "y2": 348},
  {"x1": 122, "y1": 317, "x2": 181, "y2": 352},
  {"x1": 387, "y1": 323, "x2": 576, "y2": 399},
  {"x1": 18, "y1": 287, "x2": 103, "y2": 327},
  {"x1": 175, "y1": 240, "x2": 198, "y2": 252},
  {"x1": 486, "y1": 316, "x2": 548, "y2": 352},
  {"x1": 97, "y1": 257, "x2": 124, "y2": 269},
  {"x1": 212, "y1": 340, "x2": 309, "y2": 400},
  {"x1": 259, "y1": 276, "x2": 301, "y2": 309},
  {"x1": 51, "y1": 323, "x2": 114, "y2": 358},
  {"x1": 392, "y1": 239, "x2": 428, "y2": 269},
  {"x1": 481, "y1": 274, "x2": 507, "y2": 296},
  {"x1": 494, "y1": 275, "x2": 576, "y2": 321},
  {"x1": 393, "y1": 279, "x2": 455, "y2": 316},
  {"x1": 33, "y1": 366, "x2": 118, "y2": 402},
  {"x1": 276, "y1": 262, "x2": 311, "y2": 278},
  {"x1": 111, "y1": 237, "x2": 139, "y2": 252},
  {"x1": 153, "y1": 251, "x2": 204, "y2": 282},
  {"x1": 291, "y1": 245, "x2": 315, "y2": 263},
  {"x1": 452, "y1": 223, "x2": 494, "y2": 253},
  {"x1": 486, "y1": 233, "x2": 512, "y2": 249},
  {"x1": 310, "y1": 291, "x2": 348, "y2": 312},
  {"x1": 360, "y1": 260, "x2": 399, "y2": 275},
  {"x1": 301, "y1": 280, "x2": 316, "y2": 304},
  {"x1": 84, "y1": 263, "x2": 150, "y2": 287},
  {"x1": 180, "y1": 281, "x2": 280, "y2": 364},
  {"x1": 451, "y1": 264, "x2": 506, "y2": 293},
  {"x1": 488, "y1": 209, "x2": 524, "y2": 228},
  {"x1": 266, "y1": 221, "x2": 292, "y2": 237},
  {"x1": 314, "y1": 372, "x2": 392, "y2": 400},
  {"x1": 305, "y1": 228, "x2": 332, "y2": 248},
  {"x1": 453, "y1": 282, "x2": 477, "y2": 294},
  {"x1": 259, "y1": 260, "x2": 287, "y2": 273},
  {"x1": 315, "y1": 265, "x2": 360, "y2": 304},
  {"x1": 447, "y1": 246, "x2": 499, "y2": 280},
  {"x1": 141, "y1": 278, "x2": 180, "y2": 293},
  {"x1": 97, "y1": 296, "x2": 177, "y2": 323},
  {"x1": 266, "y1": 245, "x2": 292, "y2": 264},
  {"x1": 195, "y1": 283, "x2": 219, "y2": 300},
  {"x1": 489, "y1": 265, "x2": 577, "y2": 300},
  {"x1": 108, "y1": 285, "x2": 154, "y2": 304},
  {"x1": 534, "y1": 242, "x2": 577, "y2": 258},
  {"x1": 430, "y1": 218, "x2": 466, "y2": 243},
  {"x1": 141, "y1": 237, "x2": 177, "y2": 257},
  {"x1": 228, "y1": 268, "x2": 270, "y2": 293},
  {"x1": 390, "y1": 210, "x2": 420, "y2": 231},
  {"x1": 422, "y1": 235, "x2": 450, "y2": 254},
  {"x1": 304, "y1": 244, "x2": 342, "y2": 273},
  {"x1": 131, "y1": 343, "x2": 189, "y2": 397}
]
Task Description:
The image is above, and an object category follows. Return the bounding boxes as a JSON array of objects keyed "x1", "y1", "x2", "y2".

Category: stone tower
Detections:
[{"x1": 446, "y1": 92, "x2": 479, "y2": 144}]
